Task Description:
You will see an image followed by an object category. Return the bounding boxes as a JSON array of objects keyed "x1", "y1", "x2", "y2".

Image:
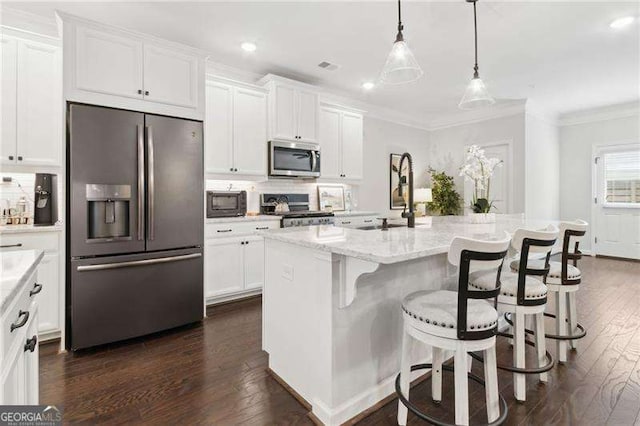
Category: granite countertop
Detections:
[
  {"x1": 0, "y1": 224, "x2": 63, "y2": 235},
  {"x1": 205, "y1": 215, "x2": 281, "y2": 224},
  {"x1": 0, "y1": 249, "x2": 44, "y2": 315},
  {"x1": 261, "y1": 214, "x2": 556, "y2": 265}
]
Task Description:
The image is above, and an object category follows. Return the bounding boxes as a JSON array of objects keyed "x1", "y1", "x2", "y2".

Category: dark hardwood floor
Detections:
[{"x1": 40, "y1": 256, "x2": 640, "y2": 425}]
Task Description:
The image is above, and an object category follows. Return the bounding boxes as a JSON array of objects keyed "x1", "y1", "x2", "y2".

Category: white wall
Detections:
[
  {"x1": 559, "y1": 103, "x2": 640, "y2": 250},
  {"x1": 525, "y1": 112, "x2": 560, "y2": 220},
  {"x1": 358, "y1": 117, "x2": 431, "y2": 216},
  {"x1": 427, "y1": 113, "x2": 526, "y2": 214}
]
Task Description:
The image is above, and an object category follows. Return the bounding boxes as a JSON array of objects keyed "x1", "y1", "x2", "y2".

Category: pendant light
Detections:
[
  {"x1": 459, "y1": 0, "x2": 495, "y2": 109},
  {"x1": 379, "y1": 0, "x2": 423, "y2": 85}
]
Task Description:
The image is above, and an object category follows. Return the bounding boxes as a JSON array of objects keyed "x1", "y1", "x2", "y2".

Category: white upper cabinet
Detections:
[
  {"x1": 60, "y1": 12, "x2": 205, "y2": 120},
  {"x1": 75, "y1": 26, "x2": 143, "y2": 99},
  {"x1": 260, "y1": 75, "x2": 319, "y2": 143},
  {"x1": 1, "y1": 34, "x2": 60, "y2": 167},
  {"x1": 319, "y1": 104, "x2": 364, "y2": 180},
  {"x1": 205, "y1": 77, "x2": 267, "y2": 177}
]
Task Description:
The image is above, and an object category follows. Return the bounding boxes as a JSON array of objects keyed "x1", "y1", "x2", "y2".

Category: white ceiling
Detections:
[{"x1": 4, "y1": 1, "x2": 640, "y2": 124}]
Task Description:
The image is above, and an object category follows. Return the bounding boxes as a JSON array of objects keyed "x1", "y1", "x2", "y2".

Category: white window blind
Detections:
[{"x1": 604, "y1": 150, "x2": 640, "y2": 204}]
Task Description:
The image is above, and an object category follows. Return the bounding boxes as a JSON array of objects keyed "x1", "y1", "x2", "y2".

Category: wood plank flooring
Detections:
[{"x1": 40, "y1": 256, "x2": 640, "y2": 425}]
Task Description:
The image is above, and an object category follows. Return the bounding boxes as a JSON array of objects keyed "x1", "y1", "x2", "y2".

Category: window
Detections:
[{"x1": 604, "y1": 150, "x2": 640, "y2": 205}]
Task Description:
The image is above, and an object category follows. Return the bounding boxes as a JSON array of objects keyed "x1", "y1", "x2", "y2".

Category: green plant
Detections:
[{"x1": 426, "y1": 168, "x2": 462, "y2": 216}]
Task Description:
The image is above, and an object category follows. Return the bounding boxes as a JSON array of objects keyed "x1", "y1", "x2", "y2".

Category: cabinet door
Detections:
[
  {"x1": 341, "y1": 112, "x2": 364, "y2": 180},
  {"x1": 76, "y1": 26, "x2": 144, "y2": 99},
  {"x1": 205, "y1": 82, "x2": 234, "y2": 174},
  {"x1": 23, "y1": 307, "x2": 39, "y2": 405},
  {"x1": 272, "y1": 85, "x2": 296, "y2": 140},
  {"x1": 1, "y1": 37, "x2": 17, "y2": 165},
  {"x1": 1, "y1": 341, "x2": 25, "y2": 405},
  {"x1": 204, "y1": 237, "x2": 244, "y2": 298},
  {"x1": 243, "y1": 236, "x2": 265, "y2": 290},
  {"x1": 233, "y1": 87, "x2": 267, "y2": 175},
  {"x1": 16, "y1": 40, "x2": 60, "y2": 166},
  {"x1": 143, "y1": 44, "x2": 198, "y2": 108},
  {"x1": 296, "y1": 90, "x2": 318, "y2": 143},
  {"x1": 36, "y1": 254, "x2": 59, "y2": 334},
  {"x1": 319, "y1": 107, "x2": 342, "y2": 179}
]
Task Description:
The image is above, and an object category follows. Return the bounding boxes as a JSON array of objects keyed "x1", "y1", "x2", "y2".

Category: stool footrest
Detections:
[
  {"x1": 503, "y1": 312, "x2": 587, "y2": 341},
  {"x1": 395, "y1": 363, "x2": 508, "y2": 426},
  {"x1": 469, "y1": 335, "x2": 555, "y2": 374}
]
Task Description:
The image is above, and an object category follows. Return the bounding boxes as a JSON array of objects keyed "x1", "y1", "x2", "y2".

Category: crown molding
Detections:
[
  {"x1": 1, "y1": 6, "x2": 59, "y2": 38},
  {"x1": 558, "y1": 101, "x2": 640, "y2": 127}
]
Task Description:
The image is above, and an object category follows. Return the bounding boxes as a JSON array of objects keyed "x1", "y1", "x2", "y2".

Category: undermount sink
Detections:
[{"x1": 356, "y1": 223, "x2": 408, "y2": 231}]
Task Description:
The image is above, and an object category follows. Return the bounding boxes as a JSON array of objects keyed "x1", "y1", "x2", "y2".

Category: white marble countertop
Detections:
[
  {"x1": 206, "y1": 215, "x2": 281, "y2": 224},
  {"x1": 0, "y1": 224, "x2": 62, "y2": 235},
  {"x1": 262, "y1": 214, "x2": 557, "y2": 265},
  {"x1": 0, "y1": 249, "x2": 44, "y2": 315}
]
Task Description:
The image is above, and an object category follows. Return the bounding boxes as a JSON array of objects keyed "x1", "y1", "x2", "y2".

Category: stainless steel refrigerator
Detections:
[{"x1": 67, "y1": 103, "x2": 203, "y2": 350}]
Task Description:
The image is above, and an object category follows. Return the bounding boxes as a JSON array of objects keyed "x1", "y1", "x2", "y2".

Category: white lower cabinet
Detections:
[
  {"x1": 335, "y1": 215, "x2": 378, "y2": 228},
  {"x1": 204, "y1": 221, "x2": 279, "y2": 304}
]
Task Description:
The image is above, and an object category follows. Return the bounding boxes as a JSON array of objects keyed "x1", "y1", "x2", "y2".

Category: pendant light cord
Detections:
[
  {"x1": 396, "y1": 0, "x2": 404, "y2": 42},
  {"x1": 473, "y1": 0, "x2": 479, "y2": 78}
]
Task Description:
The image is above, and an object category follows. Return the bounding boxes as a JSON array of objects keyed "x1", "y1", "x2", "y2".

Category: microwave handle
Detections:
[{"x1": 311, "y1": 151, "x2": 318, "y2": 173}]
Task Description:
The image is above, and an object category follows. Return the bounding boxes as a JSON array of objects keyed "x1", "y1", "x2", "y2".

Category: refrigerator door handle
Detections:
[
  {"x1": 76, "y1": 253, "x2": 202, "y2": 272},
  {"x1": 137, "y1": 125, "x2": 145, "y2": 241},
  {"x1": 146, "y1": 125, "x2": 155, "y2": 241}
]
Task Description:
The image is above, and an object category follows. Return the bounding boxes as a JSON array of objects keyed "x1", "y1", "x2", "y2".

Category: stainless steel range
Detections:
[{"x1": 260, "y1": 193, "x2": 334, "y2": 227}]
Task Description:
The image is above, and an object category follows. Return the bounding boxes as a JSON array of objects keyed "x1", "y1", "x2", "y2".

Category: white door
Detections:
[
  {"x1": 594, "y1": 147, "x2": 640, "y2": 260},
  {"x1": 233, "y1": 87, "x2": 267, "y2": 175},
  {"x1": 16, "y1": 40, "x2": 60, "y2": 166},
  {"x1": 143, "y1": 44, "x2": 198, "y2": 108},
  {"x1": 75, "y1": 26, "x2": 144, "y2": 99},
  {"x1": 319, "y1": 107, "x2": 342, "y2": 179},
  {"x1": 23, "y1": 305, "x2": 39, "y2": 405},
  {"x1": 204, "y1": 237, "x2": 244, "y2": 298},
  {"x1": 272, "y1": 85, "x2": 296, "y2": 140},
  {"x1": 1, "y1": 37, "x2": 18, "y2": 165},
  {"x1": 341, "y1": 112, "x2": 364, "y2": 180},
  {"x1": 37, "y1": 253, "x2": 59, "y2": 334},
  {"x1": 296, "y1": 90, "x2": 318, "y2": 143},
  {"x1": 463, "y1": 143, "x2": 511, "y2": 214},
  {"x1": 205, "y1": 82, "x2": 234, "y2": 174},
  {"x1": 243, "y1": 236, "x2": 265, "y2": 290}
]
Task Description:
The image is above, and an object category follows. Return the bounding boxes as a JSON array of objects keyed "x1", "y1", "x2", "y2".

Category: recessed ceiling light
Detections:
[
  {"x1": 610, "y1": 16, "x2": 635, "y2": 29},
  {"x1": 362, "y1": 82, "x2": 375, "y2": 90},
  {"x1": 241, "y1": 42, "x2": 257, "y2": 52}
]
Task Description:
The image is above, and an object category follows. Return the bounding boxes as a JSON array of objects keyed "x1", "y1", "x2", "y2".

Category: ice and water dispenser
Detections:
[{"x1": 86, "y1": 184, "x2": 131, "y2": 241}]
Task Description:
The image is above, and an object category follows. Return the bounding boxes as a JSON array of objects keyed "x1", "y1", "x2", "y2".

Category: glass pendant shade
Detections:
[
  {"x1": 459, "y1": 76, "x2": 495, "y2": 109},
  {"x1": 379, "y1": 40, "x2": 423, "y2": 85}
]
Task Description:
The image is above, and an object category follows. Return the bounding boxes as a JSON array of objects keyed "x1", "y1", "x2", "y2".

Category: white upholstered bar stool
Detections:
[
  {"x1": 469, "y1": 225, "x2": 558, "y2": 402},
  {"x1": 511, "y1": 220, "x2": 588, "y2": 363},
  {"x1": 396, "y1": 233, "x2": 511, "y2": 426}
]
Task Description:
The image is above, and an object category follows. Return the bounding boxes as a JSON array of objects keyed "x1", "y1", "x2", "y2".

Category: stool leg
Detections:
[
  {"x1": 432, "y1": 347, "x2": 443, "y2": 403},
  {"x1": 568, "y1": 292, "x2": 578, "y2": 351},
  {"x1": 454, "y1": 345, "x2": 469, "y2": 425},
  {"x1": 513, "y1": 311, "x2": 526, "y2": 401},
  {"x1": 534, "y1": 312, "x2": 548, "y2": 383},
  {"x1": 557, "y1": 291, "x2": 568, "y2": 363},
  {"x1": 397, "y1": 327, "x2": 411, "y2": 425},
  {"x1": 467, "y1": 354, "x2": 473, "y2": 373},
  {"x1": 484, "y1": 344, "x2": 500, "y2": 423}
]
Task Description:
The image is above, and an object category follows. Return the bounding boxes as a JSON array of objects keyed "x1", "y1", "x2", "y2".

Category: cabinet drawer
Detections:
[
  {"x1": 1, "y1": 271, "x2": 37, "y2": 359},
  {"x1": 0, "y1": 233, "x2": 59, "y2": 253},
  {"x1": 206, "y1": 221, "x2": 280, "y2": 238}
]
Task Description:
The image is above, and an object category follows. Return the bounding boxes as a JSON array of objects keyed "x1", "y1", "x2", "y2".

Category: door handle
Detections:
[
  {"x1": 24, "y1": 335, "x2": 37, "y2": 353},
  {"x1": 29, "y1": 283, "x2": 43, "y2": 297},
  {"x1": 77, "y1": 253, "x2": 202, "y2": 272},
  {"x1": 137, "y1": 125, "x2": 145, "y2": 241},
  {"x1": 146, "y1": 126, "x2": 155, "y2": 241},
  {"x1": 10, "y1": 310, "x2": 29, "y2": 332}
]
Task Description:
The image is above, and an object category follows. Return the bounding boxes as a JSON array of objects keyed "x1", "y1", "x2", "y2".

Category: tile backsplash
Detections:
[{"x1": 0, "y1": 173, "x2": 36, "y2": 215}]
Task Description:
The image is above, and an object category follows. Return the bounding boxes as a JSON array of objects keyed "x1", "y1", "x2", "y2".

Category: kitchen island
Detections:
[{"x1": 261, "y1": 214, "x2": 554, "y2": 425}]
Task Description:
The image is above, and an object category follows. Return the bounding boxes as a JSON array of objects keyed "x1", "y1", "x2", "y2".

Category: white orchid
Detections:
[{"x1": 459, "y1": 145, "x2": 503, "y2": 213}]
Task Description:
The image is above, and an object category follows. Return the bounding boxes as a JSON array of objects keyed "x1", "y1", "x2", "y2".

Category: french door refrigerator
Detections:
[{"x1": 67, "y1": 103, "x2": 204, "y2": 350}]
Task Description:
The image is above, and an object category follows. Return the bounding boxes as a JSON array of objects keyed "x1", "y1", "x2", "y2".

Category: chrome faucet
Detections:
[{"x1": 397, "y1": 152, "x2": 415, "y2": 228}]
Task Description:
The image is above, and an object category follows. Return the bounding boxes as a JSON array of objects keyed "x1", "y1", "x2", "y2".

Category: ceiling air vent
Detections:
[{"x1": 318, "y1": 61, "x2": 340, "y2": 71}]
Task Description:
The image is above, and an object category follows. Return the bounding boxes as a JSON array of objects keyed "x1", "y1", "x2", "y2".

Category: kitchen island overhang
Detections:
[{"x1": 261, "y1": 215, "x2": 557, "y2": 425}]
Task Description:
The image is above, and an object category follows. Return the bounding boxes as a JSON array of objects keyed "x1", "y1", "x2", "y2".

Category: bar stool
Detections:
[
  {"x1": 469, "y1": 225, "x2": 558, "y2": 402},
  {"x1": 510, "y1": 220, "x2": 588, "y2": 363},
  {"x1": 396, "y1": 233, "x2": 511, "y2": 426}
]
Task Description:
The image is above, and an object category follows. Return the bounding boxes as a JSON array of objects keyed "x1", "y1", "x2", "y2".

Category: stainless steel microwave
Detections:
[
  {"x1": 206, "y1": 191, "x2": 247, "y2": 218},
  {"x1": 269, "y1": 140, "x2": 320, "y2": 178}
]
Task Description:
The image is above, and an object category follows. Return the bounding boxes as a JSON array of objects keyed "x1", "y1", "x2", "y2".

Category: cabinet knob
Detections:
[
  {"x1": 17, "y1": 156, "x2": 23, "y2": 161},
  {"x1": 234, "y1": 168, "x2": 238, "y2": 172},
  {"x1": 8, "y1": 155, "x2": 13, "y2": 160},
  {"x1": 145, "y1": 90, "x2": 150, "y2": 96},
  {"x1": 137, "y1": 89, "x2": 143, "y2": 94},
  {"x1": 230, "y1": 167, "x2": 234, "y2": 171}
]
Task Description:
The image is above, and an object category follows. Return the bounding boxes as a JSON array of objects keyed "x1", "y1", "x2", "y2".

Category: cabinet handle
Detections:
[
  {"x1": 342, "y1": 221, "x2": 351, "y2": 225},
  {"x1": 364, "y1": 220, "x2": 373, "y2": 223},
  {"x1": 137, "y1": 89, "x2": 142, "y2": 94},
  {"x1": 24, "y1": 335, "x2": 37, "y2": 353},
  {"x1": 217, "y1": 229, "x2": 232, "y2": 233},
  {"x1": 10, "y1": 310, "x2": 29, "y2": 332},
  {"x1": 145, "y1": 90, "x2": 150, "y2": 96},
  {"x1": 29, "y1": 283, "x2": 43, "y2": 297},
  {"x1": 17, "y1": 156, "x2": 23, "y2": 161},
  {"x1": 255, "y1": 226, "x2": 269, "y2": 230},
  {"x1": 8, "y1": 155, "x2": 14, "y2": 160},
  {"x1": 0, "y1": 243, "x2": 22, "y2": 249}
]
